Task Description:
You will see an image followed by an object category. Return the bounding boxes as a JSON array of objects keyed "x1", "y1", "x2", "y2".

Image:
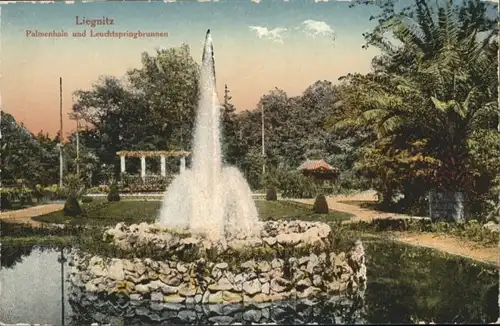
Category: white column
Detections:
[
  {"x1": 160, "y1": 156, "x2": 166, "y2": 177},
  {"x1": 180, "y1": 156, "x2": 186, "y2": 173},
  {"x1": 141, "y1": 156, "x2": 146, "y2": 181},
  {"x1": 120, "y1": 156, "x2": 126, "y2": 174}
]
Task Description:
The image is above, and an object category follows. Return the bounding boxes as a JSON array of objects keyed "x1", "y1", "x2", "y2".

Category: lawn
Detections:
[
  {"x1": 32, "y1": 199, "x2": 353, "y2": 226},
  {"x1": 2, "y1": 201, "x2": 44, "y2": 212},
  {"x1": 254, "y1": 200, "x2": 353, "y2": 222},
  {"x1": 33, "y1": 200, "x2": 161, "y2": 226}
]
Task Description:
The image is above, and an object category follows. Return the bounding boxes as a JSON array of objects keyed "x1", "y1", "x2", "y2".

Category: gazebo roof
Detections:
[
  {"x1": 117, "y1": 150, "x2": 190, "y2": 158},
  {"x1": 297, "y1": 159, "x2": 339, "y2": 172}
]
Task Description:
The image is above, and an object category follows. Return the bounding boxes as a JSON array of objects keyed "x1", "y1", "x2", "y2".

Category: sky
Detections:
[{"x1": 2, "y1": 0, "x2": 492, "y2": 137}]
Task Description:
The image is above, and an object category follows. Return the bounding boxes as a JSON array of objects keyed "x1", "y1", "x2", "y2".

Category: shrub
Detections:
[
  {"x1": 120, "y1": 174, "x2": 174, "y2": 193},
  {"x1": 1, "y1": 195, "x2": 12, "y2": 209},
  {"x1": 313, "y1": 194, "x2": 329, "y2": 214},
  {"x1": 81, "y1": 196, "x2": 94, "y2": 203},
  {"x1": 63, "y1": 173, "x2": 85, "y2": 199},
  {"x1": 266, "y1": 186, "x2": 278, "y2": 201},
  {"x1": 33, "y1": 185, "x2": 45, "y2": 202},
  {"x1": 87, "y1": 185, "x2": 109, "y2": 194},
  {"x1": 278, "y1": 171, "x2": 318, "y2": 199},
  {"x1": 107, "y1": 184, "x2": 120, "y2": 202},
  {"x1": 63, "y1": 196, "x2": 83, "y2": 217},
  {"x1": 39, "y1": 184, "x2": 66, "y2": 201}
]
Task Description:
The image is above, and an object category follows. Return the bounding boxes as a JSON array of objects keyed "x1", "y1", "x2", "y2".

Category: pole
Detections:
[
  {"x1": 496, "y1": 21, "x2": 500, "y2": 318},
  {"x1": 76, "y1": 117, "x2": 80, "y2": 175},
  {"x1": 58, "y1": 246, "x2": 66, "y2": 326},
  {"x1": 261, "y1": 104, "x2": 265, "y2": 175},
  {"x1": 59, "y1": 77, "x2": 64, "y2": 188}
]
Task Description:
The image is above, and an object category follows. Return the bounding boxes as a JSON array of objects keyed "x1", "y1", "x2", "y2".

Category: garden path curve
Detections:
[
  {"x1": 0, "y1": 204, "x2": 64, "y2": 227},
  {"x1": 291, "y1": 191, "x2": 499, "y2": 266}
]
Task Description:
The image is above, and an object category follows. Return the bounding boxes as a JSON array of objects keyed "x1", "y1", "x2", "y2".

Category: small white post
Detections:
[
  {"x1": 160, "y1": 155, "x2": 166, "y2": 177},
  {"x1": 120, "y1": 156, "x2": 126, "y2": 174},
  {"x1": 141, "y1": 156, "x2": 146, "y2": 181},
  {"x1": 180, "y1": 156, "x2": 186, "y2": 173}
]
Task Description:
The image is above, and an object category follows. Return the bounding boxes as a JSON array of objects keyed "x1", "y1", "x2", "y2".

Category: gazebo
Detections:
[
  {"x1": 117, "y1": 150, "x2": 190, "y2": 180},
  {"x1": 297, "y1": 159, "x2": 340, "y2": 186}
]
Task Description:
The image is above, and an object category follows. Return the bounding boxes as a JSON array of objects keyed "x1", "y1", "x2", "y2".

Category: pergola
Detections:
[{"x1": 117, "y1": 150, "x2": 191, "y2": 180}]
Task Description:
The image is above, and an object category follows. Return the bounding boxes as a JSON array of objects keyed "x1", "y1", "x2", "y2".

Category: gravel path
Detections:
[
  {"x1": 291, "y1": 191, "x2": 499, "y2": 266},
  {"x1": 0, "y1": 204, "x2": 64, "y2": 227},
  {"x1": 2, "y1": 193, "x2": 498, "y2": 266},
  {"x1": 290, "y1": 190, "x2": 428, "y2": 223}
]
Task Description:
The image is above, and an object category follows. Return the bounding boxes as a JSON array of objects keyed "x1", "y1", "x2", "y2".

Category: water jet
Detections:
[
  {"x1": 158, "y1": 29, "x2": 260, "y2": 242},
  {"x1": 68, "y1": 31, "x2": 367, "y2": 310}
]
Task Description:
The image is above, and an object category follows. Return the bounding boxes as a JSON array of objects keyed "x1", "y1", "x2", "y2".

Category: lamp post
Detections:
[
  {"x1": 76, "y1": 118, "x2": 80, "y2": 175},
  {"x1": 70, "y1": 105, "x2": 81, "y2": 176},
  {"x1": 261, "y1": 103, "x2": 265, "y2": 175},
  {"x1": 59, "y1": 77, "x2": 64, "y2": 188},
  {"x1": 58, "y1": 143, "x2": 63, "y2": 188}
]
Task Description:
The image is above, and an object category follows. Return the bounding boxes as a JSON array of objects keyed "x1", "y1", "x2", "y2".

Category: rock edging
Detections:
[{"x1": 69, "y1": 221, "x2": 367, "y2": 304}]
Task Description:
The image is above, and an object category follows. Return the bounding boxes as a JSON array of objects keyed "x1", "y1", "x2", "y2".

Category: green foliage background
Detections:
[{"x1": 2, "y1": 0, "x2": 498, "y2": 219}]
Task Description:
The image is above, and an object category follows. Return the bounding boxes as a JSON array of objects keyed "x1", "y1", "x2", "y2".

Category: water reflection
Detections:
[
  {"x1": 0, "y1": 245, "x2": 72, "y2": 325},
  {"x1": 68, "y1": 290, "x2": 365, "y2": 325},
  {"x1": 1, "y1": 244, "x2": 35, "y2": 269},
  {"x1": 364, "y1": 241, "x2": 499, "y2": 323},
  {"x1": 0, "y1": 241, "x2": 497, "y2": 325}
]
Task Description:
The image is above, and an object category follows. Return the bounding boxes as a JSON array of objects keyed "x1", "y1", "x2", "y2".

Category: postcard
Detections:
[{"x1": 1, "y1": 0, "x2": 498, "y2": 325}]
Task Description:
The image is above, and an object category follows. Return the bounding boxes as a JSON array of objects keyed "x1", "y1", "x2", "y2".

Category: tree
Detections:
[
  {"x1": 63, "y1": 131, "x2": 100, "y2": 186},
  {"x1": 1, "y1": 112, "x2": 60, "y2": 186},
  {"x1": 73, "y1": 45, "x2": 201, "y2": 180},
  {"x1": 220, "y1": 84, "x2": 243, "y2": 165},
  {"x1": 332, "y1": 0, "x2": 499, "y2": 212},
  {"x1": 127, "y1": 44, "x2": 199, "y2": 150},
  {"x1": 34, "y1": 131, "x2": 60, "y2": 185},
  {"x1": 234, "y1": 81, "x2": 365, "y2": 191},
  {"x1": 73, "y1": 76, "x2": 151, "y2": 177}
]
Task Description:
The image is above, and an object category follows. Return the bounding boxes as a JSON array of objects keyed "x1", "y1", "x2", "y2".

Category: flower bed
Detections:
[{"x1": 119, "y1": 174, "x2": 174, "y2": 193}]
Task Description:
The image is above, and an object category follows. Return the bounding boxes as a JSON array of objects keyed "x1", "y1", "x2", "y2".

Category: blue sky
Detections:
[{"x1": 1, "y1": 0, "x2": 497, "y2": 136}]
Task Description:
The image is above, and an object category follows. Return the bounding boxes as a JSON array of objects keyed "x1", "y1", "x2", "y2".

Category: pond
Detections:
[{"x1": 0, "y1": 240, "x2": 497, "y2": 325}]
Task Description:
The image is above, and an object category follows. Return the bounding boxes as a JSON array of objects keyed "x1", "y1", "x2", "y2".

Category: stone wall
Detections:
[
  {"x1": 68, "y1": 221, "x2": 367, "y2": 305},
  {"x1": 68, "y1": 290, "x2": 366, "y2": 325}
]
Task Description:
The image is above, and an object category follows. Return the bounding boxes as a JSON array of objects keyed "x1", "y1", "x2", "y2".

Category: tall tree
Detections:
[
  {"x1": 1, "y1": 112, "x2": 60, "y2": 186},
  {"x1": 73, "y1": 76, "x2": 152, "y2": 176},
  {"x1": 220, "y1": 84, "x2": 243, "y2": 166},
  {"x1": 333, "y1": 0, "x2": 499, "y2": 210},
  {"x1": 127, "y1": 44, "x2": 199, "y2": 151},
  {"x1": 35, "y1": 131, "x2": 60, "y2": 185}
]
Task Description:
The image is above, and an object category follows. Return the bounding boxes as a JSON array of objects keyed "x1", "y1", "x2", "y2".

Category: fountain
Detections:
[
  {"x1": 158, "y1": 29, "x2": 260, "y2": 242},
  {"x1": 67, "y1": 32, "x2": 367, "y2": 312}
]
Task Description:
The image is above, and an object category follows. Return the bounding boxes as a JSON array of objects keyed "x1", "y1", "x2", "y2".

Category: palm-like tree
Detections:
[{"x1": 332, "y1": 0, "x2": 498, "y2": 204}]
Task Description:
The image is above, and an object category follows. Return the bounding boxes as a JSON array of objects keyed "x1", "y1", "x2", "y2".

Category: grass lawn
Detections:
[
  {"x1": 33, "y1": 200, "x2": 161, "y2": 226},
  {"x1": 2, "y1": 201, "x2": 44, "y2": 212},
  {"x1": 254, "y1": 200, "x2": 353, "y2": 222},
  {"x1": 32, "y1": 199, "x2": 353, "y2": 226}
]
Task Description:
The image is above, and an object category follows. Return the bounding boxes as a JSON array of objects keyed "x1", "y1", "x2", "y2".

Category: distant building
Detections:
[{"x1": 297, "y1": 159, "x2": 340, "y2": 187}]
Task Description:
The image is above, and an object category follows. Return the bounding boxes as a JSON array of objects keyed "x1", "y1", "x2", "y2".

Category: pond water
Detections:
[{"x1": 0, "y1": 240, "x2": 498, "y2": 325}]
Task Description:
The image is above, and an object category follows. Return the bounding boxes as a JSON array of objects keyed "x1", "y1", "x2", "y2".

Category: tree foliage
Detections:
[
  {"x1": 72, "y1": 45, "x2": 199, "y2": 178},
  {"x1": 331, "y1": 0, "x2": 499, "y2": 213},
  {"x1": 1, "y1": 112, "x2": 60, "y2": 187}
]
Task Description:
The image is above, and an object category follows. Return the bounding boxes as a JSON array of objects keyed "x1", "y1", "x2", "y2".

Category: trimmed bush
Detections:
[
  {"x1": 82, "y1": 196, "x2": 94, "y2": 203},
  {"x1": 266, "y1": 186, "x2": 278, "y2": 201},
  {"x1": 107, "y1": 184, "x2": 120, "y2": 202},
  {"x1": 313, "y1": 194, "x2": 329, "y2": 214},
  {"x1": 64, "y1": 196, "x2": 83, "y2": 217}
]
